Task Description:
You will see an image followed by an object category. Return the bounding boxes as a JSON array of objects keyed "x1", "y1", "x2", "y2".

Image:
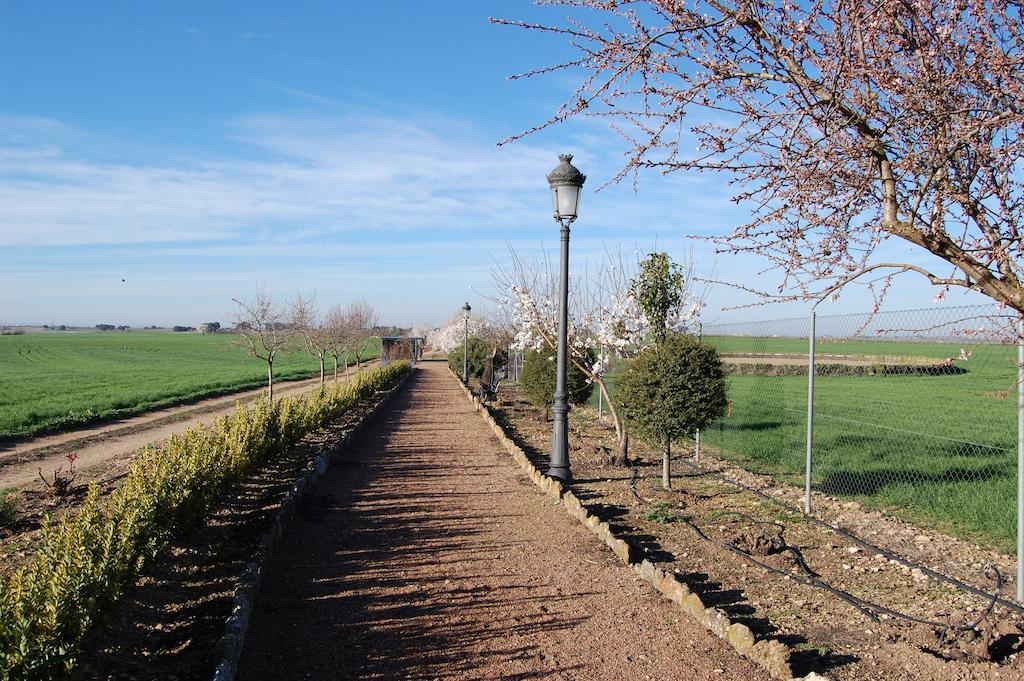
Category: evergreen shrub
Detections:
[
  {"x1": 520, "y1": 348, "x2": 595, "y2": 417},
  {"x1": 0, "y1": 362, "x2": 411, "y2": 678},
  {"x1": 616, "y1": 334, "x2": 727, "y2": 486}
]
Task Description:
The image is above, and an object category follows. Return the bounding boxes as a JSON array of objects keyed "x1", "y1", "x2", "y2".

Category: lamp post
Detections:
[
  {"x1": 546, "y1": 154, "x2": 586, "y2": 482},
  {"x1": 462, "y1": 302, "x2": 471, "y2": 383}
]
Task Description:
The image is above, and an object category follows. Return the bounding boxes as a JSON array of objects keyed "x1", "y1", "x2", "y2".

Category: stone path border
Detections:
[
  {"x1": 450, "y1": 370, "x2": 813, "y2": 681},
  {"x1": 210, "y1": 369, "x2": 413, "y2": 681}
]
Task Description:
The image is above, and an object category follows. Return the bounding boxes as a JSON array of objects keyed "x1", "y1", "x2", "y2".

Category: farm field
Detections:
[
  {"x1": 588, "y1": 336, "x2": 1020, "y2": 549},
  {"x1": 0, "y1": 331, "x2": 379, "y2": 440}
]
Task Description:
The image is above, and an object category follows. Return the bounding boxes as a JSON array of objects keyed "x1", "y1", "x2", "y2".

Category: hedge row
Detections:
[
  {"x1": 0, "y1": 361, "x2": 411, "y2": 679},
  {"x1": 723, "y1": 361, "x2": 966, "y2": 377}
]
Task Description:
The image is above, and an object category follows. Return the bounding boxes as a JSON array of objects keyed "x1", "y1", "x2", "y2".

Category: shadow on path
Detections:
[{"x1": 237, "y1": 364, "x2": 763, "y2": 681}]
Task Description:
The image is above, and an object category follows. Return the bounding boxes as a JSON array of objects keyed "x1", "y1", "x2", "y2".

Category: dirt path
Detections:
[
  {"x1": 0, "y1": 369, "x2": 357, "y2": 490},
  {"x1": 237, "y1": 362, "x2": 763, "y2": 680}
]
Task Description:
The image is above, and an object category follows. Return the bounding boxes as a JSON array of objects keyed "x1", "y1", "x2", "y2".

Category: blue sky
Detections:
[{"x1": 0, "y1": 1, "x2": 990, "y2": 328}]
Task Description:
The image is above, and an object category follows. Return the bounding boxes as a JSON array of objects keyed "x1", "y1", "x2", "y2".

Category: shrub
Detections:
[
  {"x1": 631, "y1": 251, "x2": 685, "y2": 345},
  {"x1": 723, "y1": 361, "x2": 966, "y2": 377},
  {"x1": 0, "y1": 362, "x2": 411, "y2": 678},
  {"x1": 447, "y1": 336, "x2": 504, "y2": 380},
  {"x1": 643, "y1": 501, "x2": 683, "y2": 524},
  {"x1": 520, "y1": 348, "x2": 595, "y2": 418},
  {"x1": 616, "y1": 333, "x2": 727, "y2": 488},
  {"x1": 37, "y1": 453, "x2": 78, "y2": 498},
  {"x1": 0, "y1": 490, "x2": 14, "y2": 527}
]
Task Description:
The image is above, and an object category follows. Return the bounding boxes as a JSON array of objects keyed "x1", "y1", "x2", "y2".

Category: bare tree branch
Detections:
[{"x1": 232, "y1": 285, "x2": 292, "y2": 401}]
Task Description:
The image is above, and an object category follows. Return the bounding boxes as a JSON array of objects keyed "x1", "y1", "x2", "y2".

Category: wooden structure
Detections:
[{"x1": 380, "y1": 336, "x2": 424, "y2": 366}]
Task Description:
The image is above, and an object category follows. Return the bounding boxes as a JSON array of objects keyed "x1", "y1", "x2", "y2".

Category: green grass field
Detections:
[
  {"x1": 589, "y1": 336, "x2": 1019, "y2": 550},
  {"x1": 0, "y1": 331, "x2": 379, "y2": 440}
]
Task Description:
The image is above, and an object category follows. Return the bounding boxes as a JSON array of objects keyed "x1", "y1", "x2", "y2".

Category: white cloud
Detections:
[{"x1": 0, "y1": 111, "x2": 740, "y2": 247}]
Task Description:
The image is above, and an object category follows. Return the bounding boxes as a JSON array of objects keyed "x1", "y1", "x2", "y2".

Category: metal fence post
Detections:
[
  {"x1": 1017, "y1": 316, "x2": 1023, "y2": 602},
  {"x1": 805, "y1": 310, "x2": 816, "y2": 514},
  {"x1": 695, "y1": 429, "x2": 701, "y2": 462}
]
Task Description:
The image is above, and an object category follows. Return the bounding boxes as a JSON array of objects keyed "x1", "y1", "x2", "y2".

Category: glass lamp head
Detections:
[{"x1": 546, "y1": 154, "x2": 586, "y2": 221}]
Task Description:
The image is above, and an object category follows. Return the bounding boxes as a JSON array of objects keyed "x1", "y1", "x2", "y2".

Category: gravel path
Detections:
[{"x1": 238, "y1": 362, "x2": 764, "y2": 680}]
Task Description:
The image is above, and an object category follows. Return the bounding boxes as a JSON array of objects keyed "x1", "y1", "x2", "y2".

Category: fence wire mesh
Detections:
[
  {"x1": 702, "y1": 305, "x2": 1019, "y2": 549},
  {"x1": 506, "y1": 347, "x2": 524, "y2": 383}
]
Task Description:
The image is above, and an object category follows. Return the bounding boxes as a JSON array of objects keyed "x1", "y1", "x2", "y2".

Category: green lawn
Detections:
[
  {"x1": 0, "y1": 331, "x2": 379, "y2": 439},
  {"x1": 590, "y1": 336, "x2": 1019, "y2": 550}
]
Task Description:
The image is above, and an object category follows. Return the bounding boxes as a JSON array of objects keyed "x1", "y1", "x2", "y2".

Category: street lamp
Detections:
[
  {"x1": 546, "y1": 153, "x2": 586, "y2": 482},
  {"x1": 462, "y1": 301, "x2": 471, "y2": 383}
]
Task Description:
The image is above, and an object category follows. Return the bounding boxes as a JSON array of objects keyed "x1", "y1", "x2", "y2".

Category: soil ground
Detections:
[
  {"x1": 237, "y1": 361, "x2": 764, "y2": 681},
  {"x1": 0, "y1": 371, "x2": 346, "y2": 488},
  {"x1": 489, "y1": 383, "x2": 1024, "y2": 680},
  {"x1": 0, "y1": 370, "x2": 357, "y2": 575},
  {"x1": 79, "y1": 374, "x2": 393, "y2": 680}
]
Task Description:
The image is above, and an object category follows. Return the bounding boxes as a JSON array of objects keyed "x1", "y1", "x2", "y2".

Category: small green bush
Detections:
[
  {"x1": 0, "y1": 490, "x2": 14, "y2": 527},
  {"x1": 448, "y1": 336, "x2": 504, "y2": 380},
  {"x1": 520, "y1": 348, "x2": 595, "y2": 417},
  {"x1": 0, "y1": 361, "x2": 411, "y2": 678},
  {"x1": 616, "y1": 334, "x2": 727, "y2": 487},
  {"x1": 643, "y1": 501, "x2": 682, "y2": 524}
]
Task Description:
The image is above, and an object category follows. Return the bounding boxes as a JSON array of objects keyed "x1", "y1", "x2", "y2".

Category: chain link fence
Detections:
[
  {"x1": 505, "y1": 347, "x2": 524, "y2": 383},
  {"x1": 701, "y1": 305, "x2": 1020, "y2": 551}
]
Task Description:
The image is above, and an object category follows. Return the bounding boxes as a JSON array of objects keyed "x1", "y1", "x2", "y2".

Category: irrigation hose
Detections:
[
  {"x1": 677, "y1": 511, "x2": 1001, "y2": 648},
  {"x1": 671, "y1": 454, "x2": 1024, "y2": 615},
  {"x1": 626, "y1": 461, "x2": 1004, "y2": 649},
  {"x1": 574, "y1": 397, "x2": 1014, "y2": 628}
]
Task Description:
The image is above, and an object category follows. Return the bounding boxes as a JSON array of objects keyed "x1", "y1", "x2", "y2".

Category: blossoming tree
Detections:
[
  {"x1": 494, "y1": 0, "x2": 1024, "y2": 317},
  {"x1": 428, "y1": 311, "x2": 490, "y2": 354},
  {"x1": 492, "y1": 246, "x2": 703, "y2": 464},
  {"x1": 429, "y1": 307, "x2": 513, "y2": 380}
]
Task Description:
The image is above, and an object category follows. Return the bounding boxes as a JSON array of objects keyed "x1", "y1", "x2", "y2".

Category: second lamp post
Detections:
[
  {"x1": 546, "y1": 154, "x2": 586, "y2": 482},
  {"x1": 462, "y1": 302, "x2": 471, "y2": 383}
]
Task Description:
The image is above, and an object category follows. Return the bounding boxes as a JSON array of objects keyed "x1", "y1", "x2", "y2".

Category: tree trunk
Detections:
[
  {"x1": 333, "y1": 356, "x2": 339, "y2": 381},
  {"x1": 549, "y1": 339, "x2": 630, "y2": 466},
  {"x1": 319, "y1": 355, "x2": 325, "y2": 384},
  {"x1": 594, "y1": 375, "x2": 630, "y2": 466},
  {"x1": 267, "y1": 360, "x2": 274, "y2": 402},
  {"x1": 615, "y1": 433, "x2": 630, "y2": 467},
  {"x1": 663, "y1": 440, "x2": 672, "y2": 490}
]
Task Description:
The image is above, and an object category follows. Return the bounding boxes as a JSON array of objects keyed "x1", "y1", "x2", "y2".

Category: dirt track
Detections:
[
  {"x1": 237, "y1": 361, "x2": 763, "y2": 680},
  {"x1": 0, "y1": 370, "x2": 355, "y2": 490}
]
